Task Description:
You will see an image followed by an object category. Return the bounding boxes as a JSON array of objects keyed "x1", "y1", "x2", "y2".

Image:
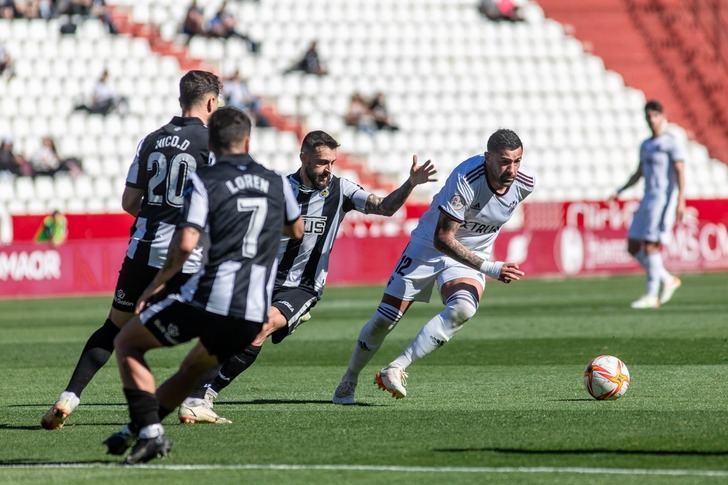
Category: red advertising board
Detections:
[{"x1": 1, "y1": 199, "x2": 727, "y2": 298}]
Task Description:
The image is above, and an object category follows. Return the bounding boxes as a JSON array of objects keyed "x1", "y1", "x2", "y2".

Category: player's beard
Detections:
[{"x1": 305, "y1": 166, "x2": 330, "y2": 190}]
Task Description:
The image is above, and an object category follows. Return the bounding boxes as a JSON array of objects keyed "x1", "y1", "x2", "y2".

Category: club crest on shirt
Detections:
[
  {"x1": 450, "y1": 194, "x2": 464, "y2": 211},
  {"x1": 320, "y1": 188, "x2": 329, "y2": 198}
]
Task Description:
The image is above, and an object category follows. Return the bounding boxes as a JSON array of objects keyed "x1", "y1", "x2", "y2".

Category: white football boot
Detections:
[
  {"x1": 178, "y1": 388, "x2": 231, "y2": 424},
  {"x1": 41, "y1": 391, "x2": 80, "y2": 430},
  {"x1": 332, "y1": 380, "x2": 357, "y2": 405},
  {"x1": 630, "y1": 294, "x2": 660, "y2": 309},
  {"x1": 375, "y1": 365, "x2": 408, "y2": 399},
  {"x1": 660, "y1": 276, "x2": 682, "y2": 305}
]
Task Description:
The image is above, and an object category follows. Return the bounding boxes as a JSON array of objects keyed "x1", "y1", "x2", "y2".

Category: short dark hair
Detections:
[
  {"x1": 644, "y1": 99, "x2": 664, "y2": 113},
  {"x1": 487, "y1": 129, "x2": 522, "y2": 154},
  {"x1": 179, "y1": 70, "x2": 222, "y2": 110},
  {"x1": 208, "y1": 107, "x2": 252, "y2": 153},
  {"x1": 300, "y1": 130, "x2": 340, "y2": 155}
]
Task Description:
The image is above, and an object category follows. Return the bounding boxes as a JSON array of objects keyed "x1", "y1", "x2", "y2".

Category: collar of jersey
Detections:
[
  {"x1": 217, "y1": 153, "x2": 255, "y2": 166},
  {"x1": 171, "y1": 116, "x2": 204, "y2": 126}
]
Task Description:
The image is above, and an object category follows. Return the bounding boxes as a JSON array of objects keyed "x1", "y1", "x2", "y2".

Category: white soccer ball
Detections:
[{"x1": 583, "y1": 355, "x2": 630, "y2": 400}]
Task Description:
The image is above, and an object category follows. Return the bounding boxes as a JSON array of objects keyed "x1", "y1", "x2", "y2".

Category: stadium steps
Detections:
[
  {"x1": 537, "y1": 0, "x2": 728, "y2": 163},
  {"x1": 105, "y1": 4, "x2": 395, "y2": 192}
]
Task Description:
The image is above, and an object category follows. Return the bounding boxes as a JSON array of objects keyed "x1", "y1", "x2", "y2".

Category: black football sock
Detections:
[
  {"x1": 65, "y1": 319, "x2": 120, "y2": 396},
  {"x1": 209, "y1": 344, "x2": 262, "y2": 394},
  {"x1": 187, "y1": 365, "x2": 223, "y2": 400},
  {"x1": 157, "y1": 405, "x2": 174, "y2": 421},
  {"x1": 123, "y1": 388, "x2": 160, "y2": 430}
]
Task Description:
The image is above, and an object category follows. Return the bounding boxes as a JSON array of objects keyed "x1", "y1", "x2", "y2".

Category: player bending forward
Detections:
[{"x1": 333, "y1": 129, "x2": 534, "y2": 403}]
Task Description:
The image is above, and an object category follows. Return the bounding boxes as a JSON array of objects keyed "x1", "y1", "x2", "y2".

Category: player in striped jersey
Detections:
[
  {"x1": 104, "y1": 108, "x2": 303, "y2": 464},
  {"x1": 41, "y1": 71, "x2": 221, "y2": 430},
  {"x1": 333, "y1": 129, "x2": 534, "y2": 403},
  {"x1": 609, "y1": 100, "x2": 685, "y2": 309},
  {"x1": 178, "y1": 130, "x2": 437, "y2": 423}
]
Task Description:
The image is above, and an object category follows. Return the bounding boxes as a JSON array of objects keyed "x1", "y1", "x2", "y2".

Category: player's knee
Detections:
[
  {"x1": 371, "y1": 302, "x2": 404, "y2": 331},
  {"x1": 443, "y1": 290, "x2": 479, "y2": 327}
]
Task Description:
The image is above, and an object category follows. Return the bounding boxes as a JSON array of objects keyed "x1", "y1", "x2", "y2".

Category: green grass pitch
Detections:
[{"x1": 1, "y1": 273, "x2": 727, "y2": 484}]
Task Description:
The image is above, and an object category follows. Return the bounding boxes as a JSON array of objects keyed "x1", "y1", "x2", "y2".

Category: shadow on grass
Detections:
[
  {"x1": 9, "y1": 403, "x2": 126, "y2": 408},
  {"x1": 217, "y1": 399, "x2": 380, "y2": 407},
  {"x1": 0, "y1": 458, "x2": 116, "y2": 466},
  {"x1": 433, "y1": 447, "x2": 728, "y2": 456},
  {"x1": 0, "y1": 423, "x2": 126, "y2": 430}
]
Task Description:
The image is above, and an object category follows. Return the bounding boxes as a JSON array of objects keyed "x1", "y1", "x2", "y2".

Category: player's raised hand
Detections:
[
  {"x1": 409, "y1": 155, "x2": 438, "y2": 186},
  {"x1": 498, "y1": 262, "x2": 525, "y2": 284}
]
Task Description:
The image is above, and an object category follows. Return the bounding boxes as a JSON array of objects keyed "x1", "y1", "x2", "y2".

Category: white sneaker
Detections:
[
  {"x1": 178, "y1": 398, "x2": 231, "y2": 424},
  {"x1": 660, "y1": 276, "x2": 682, "y2": 304},
  {"x1": 332, "y1": 380, "x2": 357, "y2": 405},
  {"x1": 630, "y1": 295, "x2": 660, "y2": 309},
  {"x1": 41, "y1": 391, "x2": 80, "y2": 430},
  {"x1": 375, "y1": 366, "x2": 408, "y2": 399}
]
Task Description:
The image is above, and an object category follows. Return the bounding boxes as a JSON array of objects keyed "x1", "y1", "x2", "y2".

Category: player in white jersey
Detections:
[
  {"x1": 333, "y1": 129, "x2": 534, "y2": 403},
  {"x1": 609, "y1": 100, "x2": 686, "y2": 309}
]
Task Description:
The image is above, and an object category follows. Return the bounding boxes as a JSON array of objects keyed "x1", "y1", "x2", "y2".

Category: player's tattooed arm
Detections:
[
  {"x1": 365, "y1": 155, "x2": 437, "y2": 216},
  {"x1": 433, "y1": 211, "x2": 484, "y2": 270}
]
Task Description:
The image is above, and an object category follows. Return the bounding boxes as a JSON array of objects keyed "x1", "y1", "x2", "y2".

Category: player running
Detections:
[
  {"x1": 177, "y1": 130, "x2": 437, "y2": 424},
  {"x1": 104, "y1": 107, "x2": 303, "y2": 464},
  {"x1": 333, "y1": 129, "x2": 533, "y2": 404},
  {"x1": 41, "y1": 70, "x2": 221, "y2": 430},
  {"x1": 609, "y1": 100, "x2": 686, "y2": 309}
]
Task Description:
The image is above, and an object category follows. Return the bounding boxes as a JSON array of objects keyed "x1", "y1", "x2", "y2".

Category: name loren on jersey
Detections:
[{"x1": 225, "y1": 174, "x2": 270, "y2": 195}]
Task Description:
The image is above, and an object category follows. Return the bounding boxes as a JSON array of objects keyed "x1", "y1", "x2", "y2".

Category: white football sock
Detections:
[
  {"x1": 645, "y1": 252, "x2": 665, "y2": 298},
  {"x1": 343, "y1": 302, "x2": 403, "y2": 383},
  {"x1": 58, "y1": 391, "x2": 80, "y2": 411},
  {"x1": 391, "y1": 290, "x2": 478, "y2": 369},
  {"x1": 138, "y1": 423, "x2": 164, "y2": 439}
]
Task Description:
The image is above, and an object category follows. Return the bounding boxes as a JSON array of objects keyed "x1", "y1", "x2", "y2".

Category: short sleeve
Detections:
[
  {"x1": 669, "y1": 135, "x2": 686, "y2": 163},
  {"x1": 281, "y1": 174, "x2": 301, "y2": 224},
  {"x1": 178, "y1": 172, "x2": 209, "y2": 231},
  {"x1": 341, "y1": 178, "x2": 371, "y2": 214},
  {"x1": 438, "y1": 172, "x2": 475, "y2": 223},
  {"x1": 125, "y1": 137, "x2": 146, "y2": 188}
]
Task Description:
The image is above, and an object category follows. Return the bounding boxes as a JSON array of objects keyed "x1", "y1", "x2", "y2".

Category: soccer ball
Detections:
[{"x1": 583, "y1": 355, "x2": 630, "y2": 400}]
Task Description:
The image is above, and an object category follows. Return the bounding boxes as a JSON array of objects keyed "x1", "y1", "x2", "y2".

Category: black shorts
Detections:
[
  {"x1": 271, "y1": 286, "x2": 319, "y2": 329},
  {"x1": 112, "y1": 257, "x2": 192, "y2": 312},
  {"x1": 139, "y1": 296, "x2": 263, "y2": 361}
]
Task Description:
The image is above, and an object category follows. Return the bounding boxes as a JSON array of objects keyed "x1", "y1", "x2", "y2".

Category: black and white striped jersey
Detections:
[
  {"x1": 125, "y1": 116, "x2": 210, "y2": 273},
  {"x1": 178, "y1": 154, "x2": 300, "y2": 322},
  {"x1": 276, "y1": 172, "x2": 370, "y2": 296}
]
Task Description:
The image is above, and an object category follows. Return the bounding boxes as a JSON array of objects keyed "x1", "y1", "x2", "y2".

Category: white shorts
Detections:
[
  {"x1": 384, "y1": 241, "x2": 486, "y2": 304},
  {"x1": 627, "y1": 194, "x2": 677, "y2": 244}
]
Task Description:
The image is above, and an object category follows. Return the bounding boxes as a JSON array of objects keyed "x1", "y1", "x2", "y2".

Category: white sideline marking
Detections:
[{"x1": 1, "y1": 463, "x2": 728, "y2": 477}]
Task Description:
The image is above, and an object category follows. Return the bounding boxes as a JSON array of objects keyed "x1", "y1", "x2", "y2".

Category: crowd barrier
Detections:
[{"x1": 1, "y1": 199, "x2": 726, "y2": 298}]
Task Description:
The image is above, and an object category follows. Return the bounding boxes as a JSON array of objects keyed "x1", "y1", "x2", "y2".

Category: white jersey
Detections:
[
  {"x1": 639, "y1": 132, "x2": 685, "y2": 206},
  {"x1": 410, "y1": 155, "x2": 535, "y2": 260}
]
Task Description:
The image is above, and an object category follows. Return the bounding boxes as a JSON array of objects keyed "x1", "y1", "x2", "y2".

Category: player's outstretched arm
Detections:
[
  {"x1": 134, "y1": 226, "x2": 200, "y2": 313},
  {"x1": 433, "y1": 211, "x2": 524, "y2": 284},
  {"x1": 609, "y1": 164, "x2": 643, "y2": 202},
  {"x1": 365, "y1": 155, "x2": 437, "y2": 216}
]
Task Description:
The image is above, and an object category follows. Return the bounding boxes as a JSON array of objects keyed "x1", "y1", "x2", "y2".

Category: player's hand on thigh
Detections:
[{"x1": 498, "y1": 263, "x2": 524, "y2": 284}]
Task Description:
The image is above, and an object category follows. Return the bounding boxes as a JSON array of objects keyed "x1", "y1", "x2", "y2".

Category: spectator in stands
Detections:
[
  {"x1": 478, "y1": 0, "x2": 524, "y2": 22},
  {"x1": 369, "y1": 93, "x2": 399, "y2": 131},
  {"x1": 0, "y1": 137, "x2": 31, "y2": 176},
  {"x1": 344, "y1": 93, "x2": 376, "y2": 134},
  {"x1": 284, "y1": 41, "x2": 327, "y2": 76},
  {"x1": 0, "y1": 42, "x2": 13, "y2": 79},
  {"x1": 28, "y1": 136, "x2": 82, "y2": 176},
  {"x1": 0, "y1": 1, "x2": 17, "y2": 18},
  {"x1": 223, "y1": 69, "x2": 270, "y2": 127},
  {"x1": 207, "y1": 1, "x2": 260, "y2": 53},
  {"x1": 74, "y1": 69, "x2": 128, "y2": 116},
  {"x1": 182, "y1": 1, "x2": 205, "y2": 40}
]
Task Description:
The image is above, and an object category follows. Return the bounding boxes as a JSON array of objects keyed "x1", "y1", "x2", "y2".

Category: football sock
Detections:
[
  {"x1": 645, "y1": 252, "x2": 664, "y2": 297},
  {"x1": 138, "y1": 423, "x2": 164, "y2": 439},
  {"x1": 209, "y1": 344, "x2": 262, "y2": 394},
  {"x1": 634, "y1": 248, "x2": 648, "y2": 269},
  {"x1": 343, "y1": 302, "x2": 403, "y2": 382},
  {"x1": 66, "y1": 319, "x2": 120, "y2": 396},
  {"x1": 157, "y1": 405, "x2": 174, "y2": 421},
  {"x1": 392, "y1": 290, "x2": 478, "y2": 369},
  {"x1": 186, "y1": 365, "x2": 222, "y2": 400},
  {"x1": 124, "y1": 388, "x2": 159, "y2": 431}
]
